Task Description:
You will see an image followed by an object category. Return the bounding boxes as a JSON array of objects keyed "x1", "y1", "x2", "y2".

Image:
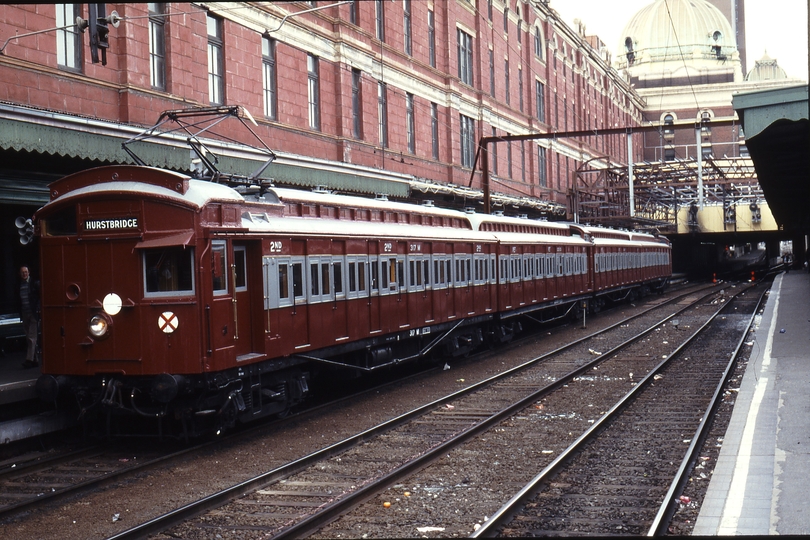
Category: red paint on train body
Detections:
[{"x1": 33, "y1": 166, "x2": 671, "y2": 436}]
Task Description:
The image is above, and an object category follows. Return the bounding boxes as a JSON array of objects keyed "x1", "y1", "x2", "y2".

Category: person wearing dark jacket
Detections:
[{"x1": 18, "y1": 265, "x2": 40, "y2": 368}]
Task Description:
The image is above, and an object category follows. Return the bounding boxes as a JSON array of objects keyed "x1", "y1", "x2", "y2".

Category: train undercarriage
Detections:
[{"x1": 36, "y1": 279, "x2": 667, "y2": 439}]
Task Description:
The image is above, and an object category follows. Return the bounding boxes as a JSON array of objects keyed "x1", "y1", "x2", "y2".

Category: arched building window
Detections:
[
  {"x1": 663, "y1": 113, "x2": 674, "y2": 139},
  {"x1": 625, "y1": 37, "x2": 635, "y2": 66},
  {"x1": 534, "y1": 25, "x2": 543, "y2": 59}
]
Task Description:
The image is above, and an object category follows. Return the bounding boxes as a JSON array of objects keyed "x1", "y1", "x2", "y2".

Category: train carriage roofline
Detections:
[
  {"x1": 489, "y1": 231, "x2": 593, "y2": 246},
  {"x1": 466, "y1": 214, "x2": 574, "y2": 232},
  {"x1": 40, "y1": 165, "x2": 243, "y2": 212},
  {"x1": 237, "y1": 215, "x2": 496, "y2": 243},
  {"x1": 269, "y1": 187, "x2": 471, "y2": 222}
]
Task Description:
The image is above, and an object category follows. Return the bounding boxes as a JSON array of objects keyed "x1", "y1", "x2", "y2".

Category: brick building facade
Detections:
[{"x1": 0, "y1": 1, "x2": 645, "y2": 316}]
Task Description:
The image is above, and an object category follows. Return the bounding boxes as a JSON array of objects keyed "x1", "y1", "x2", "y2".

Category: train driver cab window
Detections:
[
  {"x1": 42, "y1": 205, "x2": 77, "y2": 236},
  {"x1": 144, "y1": 247, "x2": 195, "y2": 296},
  {"x1": 212, "y1": 241, "x2": 228, "y2": 295}
]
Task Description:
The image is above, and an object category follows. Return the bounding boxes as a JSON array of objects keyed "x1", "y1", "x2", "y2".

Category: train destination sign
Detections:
[{"x1": 84, "y1": 217, "x2": 139, "y2": 231}]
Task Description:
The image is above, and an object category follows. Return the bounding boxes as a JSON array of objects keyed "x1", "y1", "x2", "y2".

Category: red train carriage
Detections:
[
  {"x1": 578, "y1": 226, "x2": 671, "y2": 310},
  {"x1": 33, "y1": 165, "x2": 670, "y2": 437}
]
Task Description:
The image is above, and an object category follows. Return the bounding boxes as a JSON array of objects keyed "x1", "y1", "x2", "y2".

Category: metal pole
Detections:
[
  {"x1": 696, "y1": 126, "x2": 704, "y2": 209},
  {"x1": 481, "y1": 141, "x2": 491, "y2": 215},
  {"x1": 627, "y1": 131, "x2": 634, "y2": 217}
]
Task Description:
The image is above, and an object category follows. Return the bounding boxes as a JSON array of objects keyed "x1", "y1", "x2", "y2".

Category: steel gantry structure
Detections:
[
  {"x1": 477, "y1": 119, "x2": 761, "y2": 233},
  {"x1": 573, "y1": 154, "x2": 762, "y2": 233}
]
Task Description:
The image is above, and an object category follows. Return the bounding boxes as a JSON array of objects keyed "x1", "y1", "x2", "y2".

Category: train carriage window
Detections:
[
  {"x1": 423, "y1": 259, "x2": 430, "y2": 290},
  {"x1": 307, "y1": 256, "x2": 336, "y2": 303},
  {"x1": 234, "y1": 246, "x2": 247, "y2": 291},
  {"x1": 440, "y1": 256, "x2": 448, "y2": 288},
  {"x1": 474, "y1": 257, "x2": 481, "y2": 284},
  {"x1": 278, "y1": 262, "x2": 290, "y2": 304},
  {"x1": 380, "y1": 259, "x2": 389, "y2": 291},
  {"x1": 408, "y1": 256, "x2": 426, "y2": 292},
  {"x1": 265, "y1": 256, "x2": 303, "y2": 308},
  {"x1": 292, "y1": 260, "x2": 304, "y2": 301},
  {"x1": 445, "y1": 258, "x2": 453, "y2": 287},
  {"x1": 433, "y1": 257, "x2": 442, "y2": 289},
  {"x1": 144, "y1": 246, "x2": 195, "y2": 297},
  {"x1": 499, "y1": 255, "x2": 508, "y2": 284},
  {"x1": 509, "y1": 255, "x2": 520, "y2": 283},
  {"x1": 333, "y1": 260, "x2": 344, "y2": 298},
  {"x1": 310, "y1": 261, "x2": 320, "y2": 297},
  {"x1": 370, "y1": 257, "x2": 380, "y2": 295},
  {"x1": 347, "y1": 256, "x2": 369, "y2": 299},
  {"x1": 556, "y1": 253, "x2": 563, "y2": 277},
  {"x1": 523, "y1": 254, "x2": 532, "y2": 281},
  {"x1": 397, "y1": 257, "x2": 406, "y2": 291},
  {"x1": 490, "y1": 254, "x2": 497, "y2": 285},
  {"x1": 358, "y1": 260, "x2": 367, "y2": 294},
  {"x1": 321, "y1": 262, "x2": 331, "y2": 296},
  {"x1": 349, "y1": 260, "x2": 357, "y2": 292},
  {"x1": 212, "y1": 241, "x2": 228, "y2": 294}
]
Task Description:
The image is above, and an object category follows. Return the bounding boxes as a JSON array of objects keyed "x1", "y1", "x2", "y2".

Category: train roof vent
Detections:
[
  {"x1": 375, "y1": 193, "x2": 389, "y2": 201},
  {"x1": 312, "y1": 185, "x2": 331, "y2": 194},
  {"x1": 464, "y1": 207, "x2": 476, "y2": 214},
  {"x1": 518, "y1": 214, "x2": 528, "y2": 219},
  {"x1": 493, "y1": 210, "x2": 505, "y2": 217},
  {"x1": 422, "y1": 200, "x2": 435, "y2": 207}
]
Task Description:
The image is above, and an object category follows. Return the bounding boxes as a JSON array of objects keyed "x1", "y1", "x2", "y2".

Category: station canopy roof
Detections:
[{"x1": 733, "y1": 85, "x2": 810, "y2": 232}]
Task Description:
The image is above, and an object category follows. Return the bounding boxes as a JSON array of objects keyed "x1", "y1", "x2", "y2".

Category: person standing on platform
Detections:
[{"x1": 18, "y1": 265, "x2": 40, "y2": 369}]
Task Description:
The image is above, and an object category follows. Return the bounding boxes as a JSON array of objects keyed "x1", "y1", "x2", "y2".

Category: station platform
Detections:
[
  {"x1": 694, "y1": 270, "x2": 810, "y2": 535},
  {"x1": 0, "y1": 346, "x2": 38, "y2": 406}
]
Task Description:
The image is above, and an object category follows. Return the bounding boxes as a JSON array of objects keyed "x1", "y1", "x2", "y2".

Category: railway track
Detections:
[
  {"x1": 90, "y1": 283, "x2": 740, "y2": 539},
  {"x1": 473, "y1": 282, "x2": 766, "y2": 537}
]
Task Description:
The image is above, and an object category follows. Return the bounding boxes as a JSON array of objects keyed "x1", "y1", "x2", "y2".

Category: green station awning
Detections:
[{"x1": 0, "y1": 118, "x2": 410, "y2": 198}]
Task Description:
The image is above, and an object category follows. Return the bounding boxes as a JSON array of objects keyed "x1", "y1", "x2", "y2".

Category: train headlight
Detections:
[
  {"x1": 88, "y1": 313, "x2": 112, "y2": 338},
  {"x1": 103, "y1": 293, "x2": 122, "y2": 316}
]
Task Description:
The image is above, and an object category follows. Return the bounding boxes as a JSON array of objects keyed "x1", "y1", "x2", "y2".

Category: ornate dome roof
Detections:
[
  {"x1": 745, "y1": 51, "x2": 789, "y2": 81},
  {"x1": 616, "y1": 0, "x2": 741, "y2": 82}
]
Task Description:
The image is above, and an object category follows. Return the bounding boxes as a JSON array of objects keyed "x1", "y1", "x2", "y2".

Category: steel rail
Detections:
[
  {"x1": 106, "y1": 283, "x2": 725, "y2": 540},
  {"x1": 646, "y1": 284, "x2": 769, "y2": 535},
  {"x1": 471, "y1": 283, "x2": 756, "y2": 537}
]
